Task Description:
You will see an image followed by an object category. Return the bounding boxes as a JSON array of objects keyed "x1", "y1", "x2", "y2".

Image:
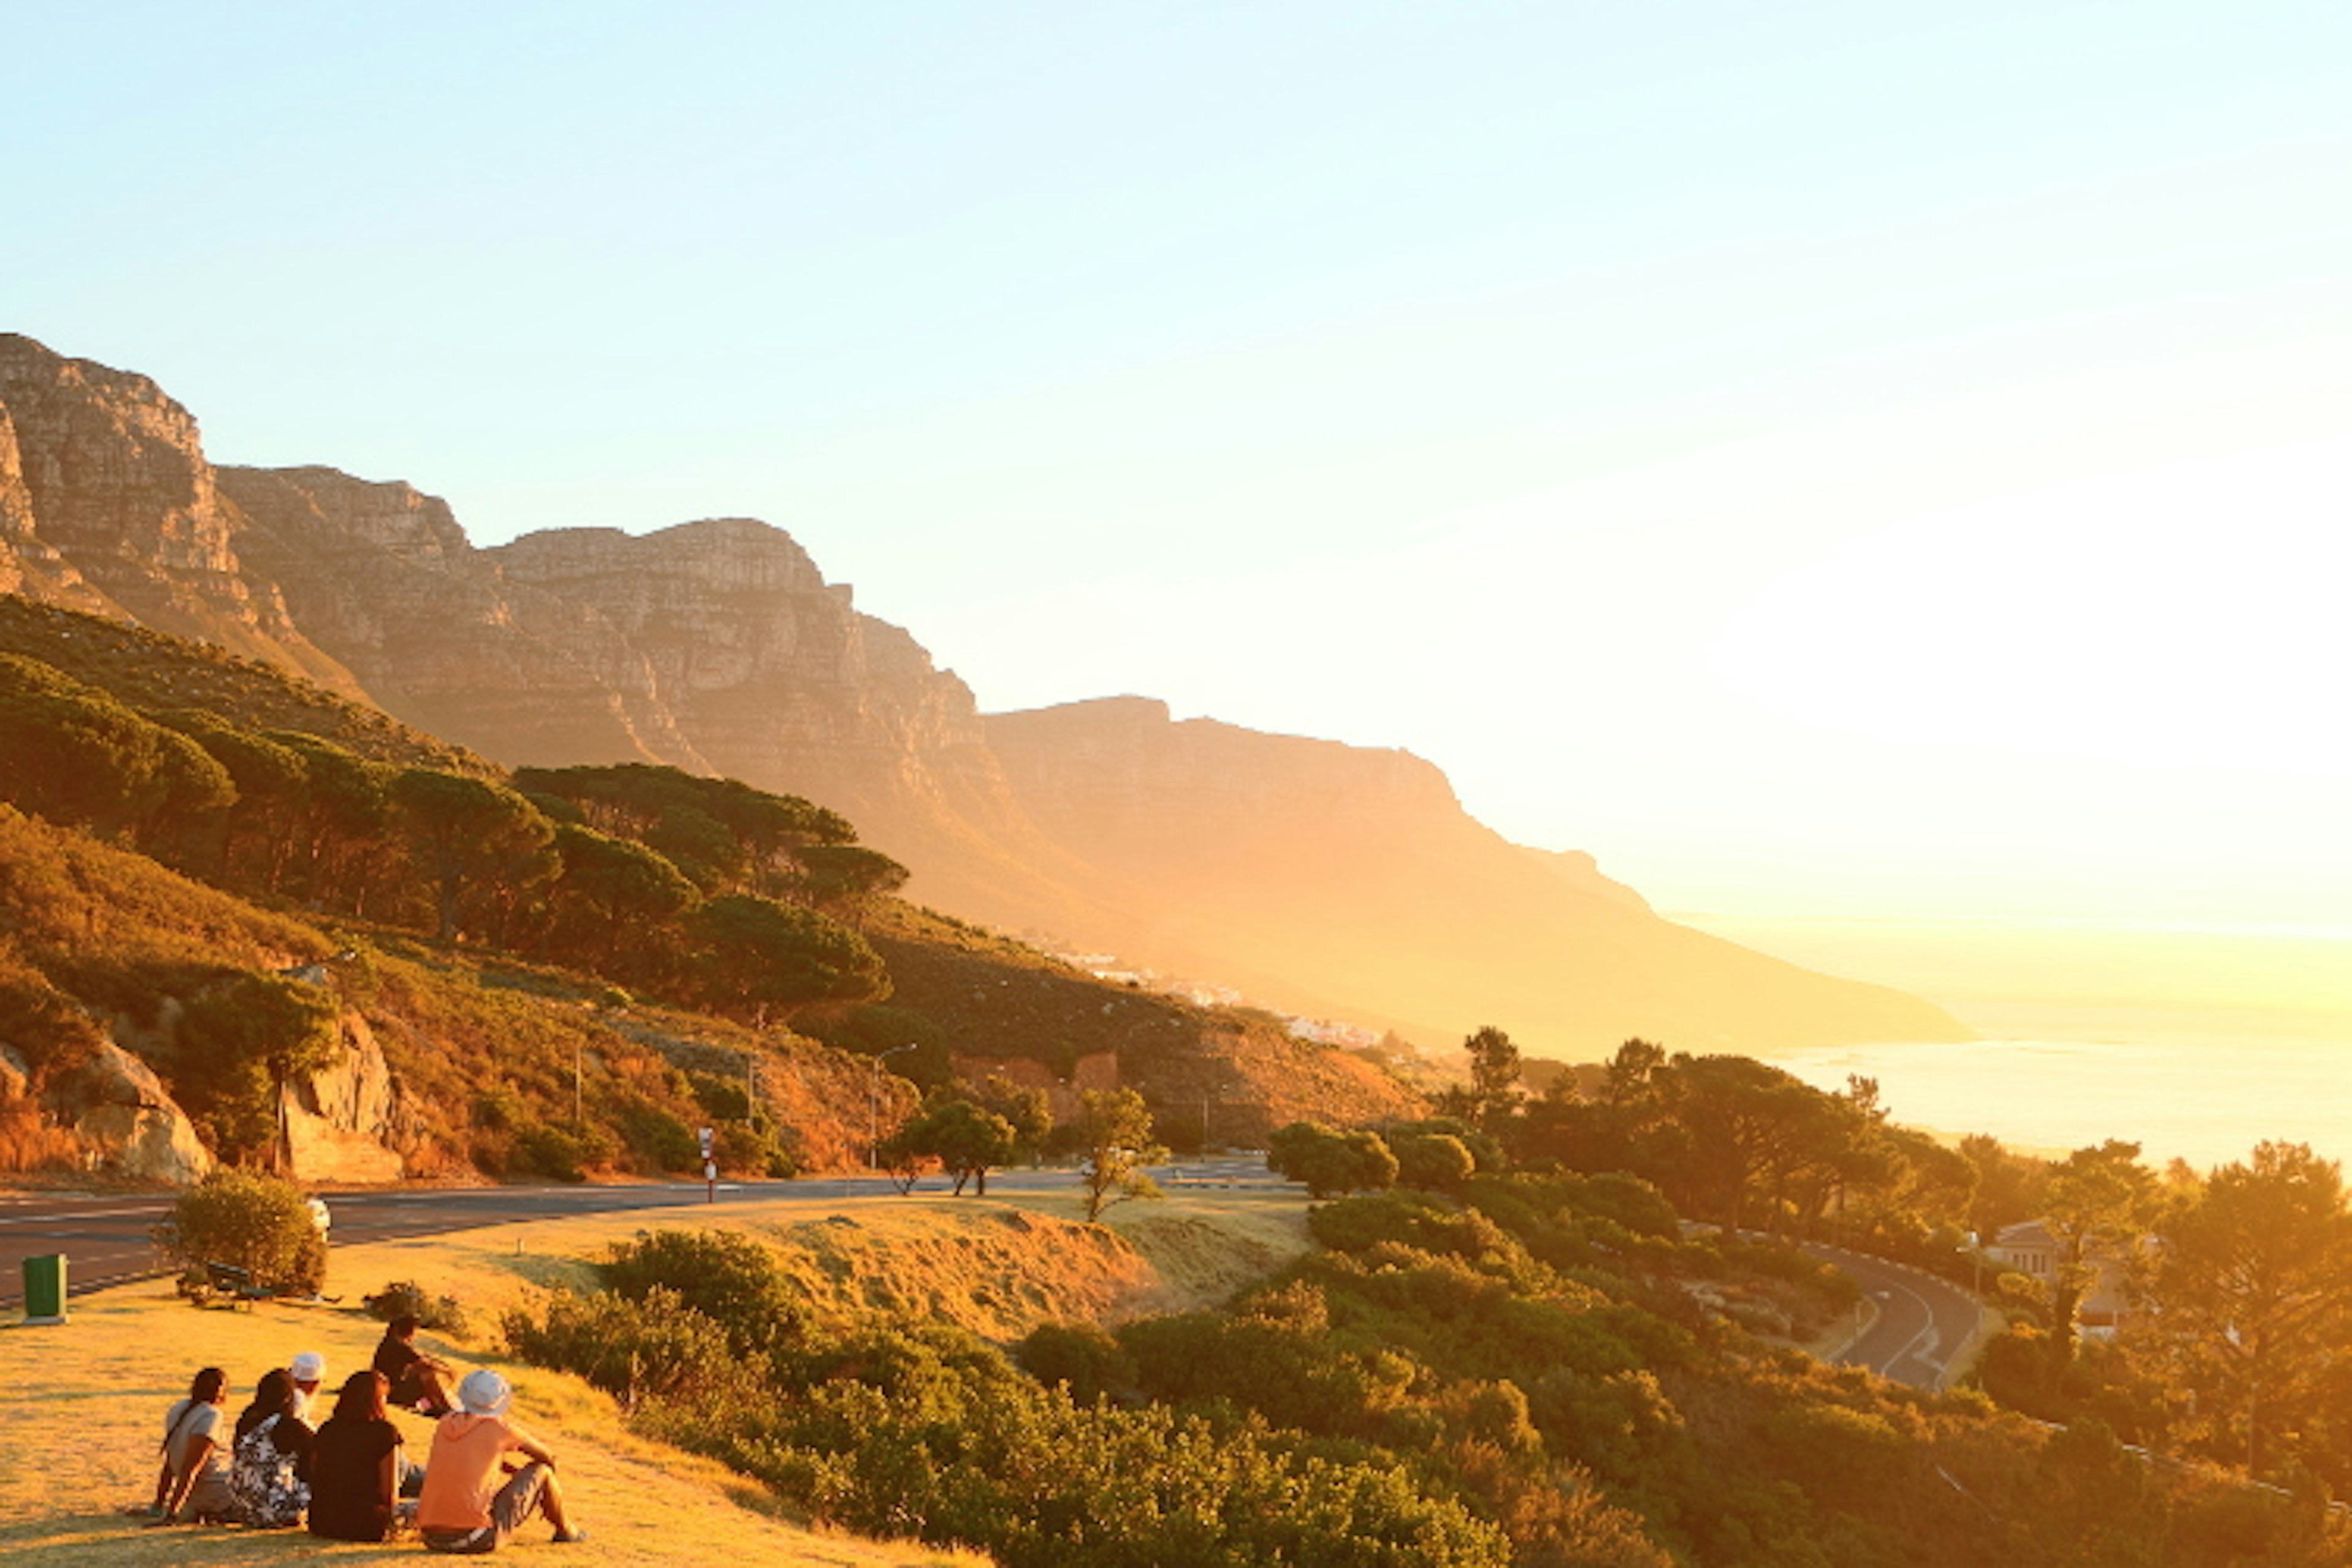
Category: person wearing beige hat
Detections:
[{"x1": 415, "y1": 1370, "x2": 586, "y2": 1551}]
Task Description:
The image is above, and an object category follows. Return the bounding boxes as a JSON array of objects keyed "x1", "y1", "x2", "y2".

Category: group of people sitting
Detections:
[{"x1": 145, "y1": 1316, "x2": 586, "y2": 1551}]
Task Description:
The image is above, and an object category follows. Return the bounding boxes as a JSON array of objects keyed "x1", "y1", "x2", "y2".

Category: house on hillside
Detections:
[{"x1": 1986, "y1": 1218, "x2": 2143, "y2": 1336}]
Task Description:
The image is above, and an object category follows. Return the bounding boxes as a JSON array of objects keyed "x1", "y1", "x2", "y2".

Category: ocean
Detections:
[{"x1": 1679, "y1": 914, "x2": 2352, "y2": 1172}]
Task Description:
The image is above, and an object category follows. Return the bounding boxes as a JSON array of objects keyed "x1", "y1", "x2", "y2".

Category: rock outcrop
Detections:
[
  {"x1": 53, "y1": 1039, "x2": 214, "y2": 1184},
  {"x1": 282, "y1": 1013, "x2": 413, "y2": 1183}
]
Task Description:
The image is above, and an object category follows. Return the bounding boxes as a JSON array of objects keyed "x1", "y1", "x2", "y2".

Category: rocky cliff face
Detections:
[
  {"x1": 282, "y1": 1012, "x2": 417, "y2": 1183},
  {"x1": 219, "y1": 464, "x2": 682, "y2": 766},
  {"x1": 0, "y1": 402, "x2": 113, "y2": 611},
  {"x1": 0, "y1": 334, "x2": 1969, "y2": 1057},
  {"x1": 0, "y1": 335, "x2": 360, "y2": 693}
]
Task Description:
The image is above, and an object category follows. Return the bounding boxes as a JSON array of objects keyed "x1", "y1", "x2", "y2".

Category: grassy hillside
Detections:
[
  {"x1": 0, "y1": 596, "x2": 1422, "y2": 1183},
  {"x1": 0, "y1": 804, "x2": 878, "y2": 1178},
  {"x1": 862, "y1": 902, "x2": 1422, "y2": 1147},
  {"x1": 0, "y1": 596, "x2": 494, "y2": 775}
]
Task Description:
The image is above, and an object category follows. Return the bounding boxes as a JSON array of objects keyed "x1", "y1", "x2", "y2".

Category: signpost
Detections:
[{"x1": 699, "y1": 1125, "x2": 716, "y2": 1203}]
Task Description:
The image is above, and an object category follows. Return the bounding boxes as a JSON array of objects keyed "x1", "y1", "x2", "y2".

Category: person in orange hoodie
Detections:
[{"x1": 414, "y1": 1370, "x2": 586, "y2": 1553}]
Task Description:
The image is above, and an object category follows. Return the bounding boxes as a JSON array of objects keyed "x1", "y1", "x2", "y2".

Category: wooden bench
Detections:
[{"x1": 194, "y1": 1259, "x2": 274, "y2": 1309}]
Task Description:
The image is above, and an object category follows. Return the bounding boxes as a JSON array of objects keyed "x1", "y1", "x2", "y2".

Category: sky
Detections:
[{"x1": 12, "y1": 1, "x2": 2352, "y2": 932}]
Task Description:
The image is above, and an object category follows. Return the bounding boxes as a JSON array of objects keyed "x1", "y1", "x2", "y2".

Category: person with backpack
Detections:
[{"x1": 227, "y1": 1367, "x2": 314, "y2": 1528}]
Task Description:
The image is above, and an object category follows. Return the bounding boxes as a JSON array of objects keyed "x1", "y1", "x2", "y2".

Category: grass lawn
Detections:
[{"x1": 0, "y1": 1178, "x2": 1312, "y2": 1566}]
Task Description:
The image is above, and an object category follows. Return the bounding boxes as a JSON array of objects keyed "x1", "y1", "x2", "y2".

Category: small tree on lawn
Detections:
[
  {"x1": 1077, "y1": 1088, "x2": 1166, "y2": 1223},
  {"x1": 894, "y1": 1093, "x2": 1020, "y2": 1196}
]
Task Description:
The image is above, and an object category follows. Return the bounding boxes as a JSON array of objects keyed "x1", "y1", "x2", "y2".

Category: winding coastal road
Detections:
[{"x1": 1801, "y1": 1240, "x2": 1989, "y2": 1390}]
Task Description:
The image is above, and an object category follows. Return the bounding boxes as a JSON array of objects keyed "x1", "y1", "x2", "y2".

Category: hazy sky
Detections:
[{"x1": 13, "y1": 2, "x2": 2352, "y2": 927}]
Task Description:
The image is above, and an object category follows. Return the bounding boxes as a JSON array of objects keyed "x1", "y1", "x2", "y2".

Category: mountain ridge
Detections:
[{"x1": 0, "y1": 332, "x2": 1969, "y2": 1056}]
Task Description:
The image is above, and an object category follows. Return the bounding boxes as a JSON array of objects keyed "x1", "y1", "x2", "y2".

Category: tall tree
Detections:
[
  {"x1": 271, "y1": 733, "x2": 398, "y2": 918},
  {"x1": 1602, "y1": 1038, "x2": 1667, "y2": 1108},
  {"x1": 2152, "y1": 1142, "x2": 2352, "y2": 1472},
  {"x1": 972, "y1": 1072, "x2": 1053, "y2": 1165},
  {"x1": 686, "y1": 894, "x2": 889, "y2": 1024},
  {"x1": 390, "y1": 768, "x2": 556, "y2": 942},
  {"x1": 548, "y1": 823, "x2": 699, "y2": 970},
  {"x1": 1461, "y1": 1025, "x2": 1525, "y2": 1131},
  {"x1": 1663, "y1": 1054, "x2": 1845, "y2": 1234},
  {"x1": 2041, "y1": 1140, "x2": 2157, "y2": 1370}
]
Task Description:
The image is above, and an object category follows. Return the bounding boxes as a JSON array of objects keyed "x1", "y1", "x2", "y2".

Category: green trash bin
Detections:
[{"x1": 22, "y1": 1253, "x2": 66, "y2": 1325}]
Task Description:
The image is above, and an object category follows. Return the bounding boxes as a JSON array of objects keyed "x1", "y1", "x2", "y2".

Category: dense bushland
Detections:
[
  {"x1": 0, "y1": 647, "x2": 898, "y2": 1025},
  {"x1": 1401, "y1": 1026, "x2": 2352, "y2": 1523},
  {"x1": 503, "y1": 1172, "x2": 2349, "y2": 1566}
]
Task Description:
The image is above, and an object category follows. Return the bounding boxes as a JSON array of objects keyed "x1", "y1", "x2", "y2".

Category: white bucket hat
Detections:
[
  {"x1": 289, "y1": 1352, "x2": 326, "y2": 1384},
  {"x1": 457, "y1": 1369, "x2": 513, "y2": 1417}
]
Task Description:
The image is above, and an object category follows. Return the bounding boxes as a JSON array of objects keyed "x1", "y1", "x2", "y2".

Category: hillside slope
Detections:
[
  {"x1": 983, "y1": 698, "x2": 1964, "y2": 1054},
  {"x1": 0, "y1": 611, "x2": 1420, "y2": 1182}
]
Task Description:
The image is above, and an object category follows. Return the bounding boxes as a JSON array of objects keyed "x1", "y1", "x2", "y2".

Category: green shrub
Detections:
[
  {"x1": 1016, "y1": 1321, "x2": 1137, "y2": 1405},
  {"x1": 715, "y1": 1117, "x2": 797, "y2": 1177},
  {"x1": 1392, "y1": 1131, "x2": 1476, "y2": 1191},
  {"x1": 617, "y1": 1102, "x2": 700, "y2": 1172},
  {"x1": 500, "y1": 1285, "x2": 739, "y2": 1407},
  {"x1": 602, "y1": 1229, "x2": 803, "y2": 1355},
  {"x1": 1268, "y1": 1121, "x2": 1398, "y2": 1197},
  {"x1": 511, "y1": 1122, "x2": 594, "y2": 1182},
  {"x1": 153, "y1": 1168, "x2": 326, "y2": 1297}
]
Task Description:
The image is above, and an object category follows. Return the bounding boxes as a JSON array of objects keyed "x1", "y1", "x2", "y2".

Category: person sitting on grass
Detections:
[
  {"x1": 373, "y1": 1313, "x2": 456, "y2": 1417},
  {"x1": 416, "y1": 1369, "x2": 587, "y2": 1552},
  {"x1": 300, "y1": 1370, "x2": 418, "y2": 1542},
  {"x1": 227, "y1": 1366, "x2": 314, "y2": 1528},
  {"x1": 147, "y1": 1366, "x2": 233, "y2": 1525},
  {"x1": 289, "y1": 1350, "x2": 327, "y2": 1422}
]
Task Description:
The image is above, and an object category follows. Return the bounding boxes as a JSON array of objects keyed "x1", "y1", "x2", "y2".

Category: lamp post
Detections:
[
  {"x1": 869, "y1": 1043, "x2": 918, "y2": 1171},
  {"x1": 1199, "y1": 1078, "x2": 1232, "y2": 1155}
]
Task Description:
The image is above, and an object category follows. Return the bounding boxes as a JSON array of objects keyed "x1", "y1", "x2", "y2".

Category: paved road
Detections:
[
  {"x1": 1802, "y1": 1241, "x2": 1986, "y2": 1390},
  {"x1": 0, "y1": 1158, "x2": 1280, "y2": 1310}
]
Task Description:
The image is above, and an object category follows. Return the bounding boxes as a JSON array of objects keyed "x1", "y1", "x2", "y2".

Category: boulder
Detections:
[{"x1": 52, "y1": 1039, "x2": 213, "y2": 1183}]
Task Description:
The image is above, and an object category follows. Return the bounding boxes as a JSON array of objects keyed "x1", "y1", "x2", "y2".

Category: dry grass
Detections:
[
  {"x1": 0, "y1": 1182, "x2": 1313, "y2": 1566},
  {"x1": 752, "y1": 1183, "x2": 1312, "y2": 1337}
]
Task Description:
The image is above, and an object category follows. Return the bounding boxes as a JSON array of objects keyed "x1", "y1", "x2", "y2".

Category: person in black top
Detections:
[
  {"x1": 372, "y1": 1314, "x2": 455, "y2": 1417},
  {"x1": 300, "y1": 1370, "x2": 413, "y2": 1541}
]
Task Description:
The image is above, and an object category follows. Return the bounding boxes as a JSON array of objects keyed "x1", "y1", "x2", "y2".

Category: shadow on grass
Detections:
[{"x1": 0, "y1": 1512, "x2": 408, "y2": 1564}]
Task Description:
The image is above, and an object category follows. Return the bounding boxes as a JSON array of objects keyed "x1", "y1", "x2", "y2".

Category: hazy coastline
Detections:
[{"x1": 1688, "y1": 913, "x2": 2352, "y2": 1169}]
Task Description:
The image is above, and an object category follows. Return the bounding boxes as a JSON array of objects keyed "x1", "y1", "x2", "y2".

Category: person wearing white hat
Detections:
[
  {"x1": 288, "y1": 1352, "x2": 326, "y2": 1422},
  {"x1": 415, "y1": 1370, "x2": 586, "y2": 1551}
]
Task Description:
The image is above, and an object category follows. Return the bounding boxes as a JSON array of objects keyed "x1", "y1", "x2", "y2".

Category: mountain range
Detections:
[{"x1": 0, "y1": 332, "x2": 1964, "y2": 1057}]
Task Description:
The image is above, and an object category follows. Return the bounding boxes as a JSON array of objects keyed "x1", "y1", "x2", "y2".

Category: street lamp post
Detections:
[{"x1": 869, "y1": 1043, "x2": 918, "y2": 1171}]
